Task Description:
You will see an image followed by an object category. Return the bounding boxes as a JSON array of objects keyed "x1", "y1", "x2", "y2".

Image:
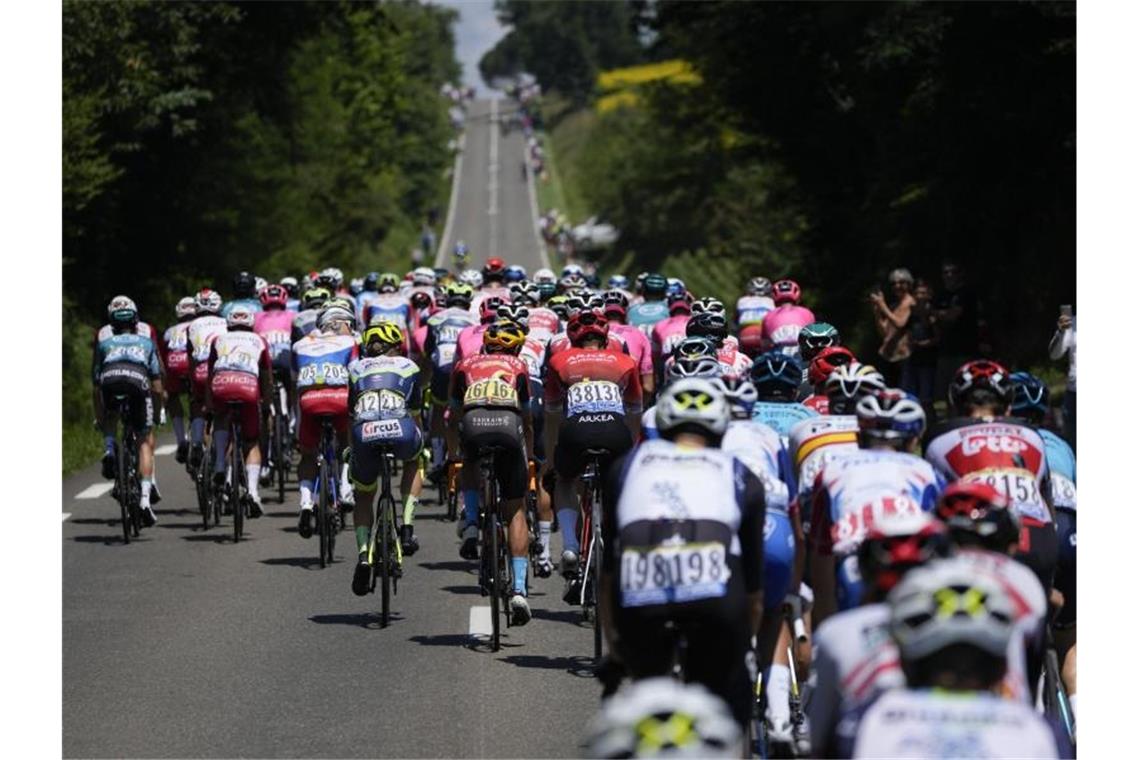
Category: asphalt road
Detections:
[{"x1": 63, "y1": 99, "x2": 597, "y2": 759}]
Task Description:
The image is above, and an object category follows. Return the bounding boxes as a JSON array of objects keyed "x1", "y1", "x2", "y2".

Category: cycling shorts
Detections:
[
  {"x1": 459, "y1": 408, "x2": 528, "y2": 500},
  {"x1": 763, "y1": 508, "x2": 795, "y2": 611},
  {"x1": 738, "y1": 324, "x2": 766, "y2": 358},
  {"x1": 350, "y1": 418, "x2": 424, "y2": 489},
  {"x1": 1054, "y1": 508, "x2": 1076, "y2": 628},
  {"x1": 165, "y1": 351, "x2": 190, "y2": 393},
  {"x1": 271, "y1": 350, "x2": 292, "y2": 377},
  {"x1": 553, "y1": 413, "x2": 633, "y2": 480},
  {"x1": 298, "y1": 387, "x2": 349, "y2": 449},
  {"x1": 612, "y1": 559, "x2": 753, "y2": 729},
  {"x1": 101, "y1": 382, "x2": 154, "y2": 433},
  {"x1": 1015, "y1": 517, "x2": 1059, "y2": 598},
  {"x1": 430, "y1": 364, "x2": 454, "y2": 405},
  {"x1": 191, "y1": 362, "x2": 210, "y2": 400},
  {"x1": 211, "y1": 371, "x2": 261, "y2": 441}
]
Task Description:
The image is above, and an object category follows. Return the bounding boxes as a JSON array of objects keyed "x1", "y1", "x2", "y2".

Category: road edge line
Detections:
[
  {"x1": 435, "y1": 128, "x2": 467, "y2": 268},
  {"x1": 524, "y1": 121, "x2": 552, "y2": 270}
]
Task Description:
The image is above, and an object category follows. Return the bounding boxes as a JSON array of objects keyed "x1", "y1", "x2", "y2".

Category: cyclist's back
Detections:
[{"x1": 254, "y1": 306, "x2": 297, "y2": 380}]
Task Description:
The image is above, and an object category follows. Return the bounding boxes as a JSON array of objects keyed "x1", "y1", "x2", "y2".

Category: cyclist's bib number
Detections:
[
  {"x1": 354, "y1": 389, "x2": 407, "y2": 419},
  {"x1": 434, "y1": 343, "x2": 456, "y2": 367},
  {"x1": 297, "y1": 361, "x2": 349, "y2": 388},
  {"x1": 962, "y1": 468, "x2": 1048, "y2": 522},
  {"x1": 1050, "y1": 473, "x2": 1076, "y2": 511},
  {"x1": 261, "y1": 330, "x2": 291, "y2": 354},
  {"x1": 216, "y1": 347, "x2": 258, "y2": 374},
  {"x1": 360, "y1": 419, "x2": 403, "y2": 442},
  {"x1": 464, "y1": 377, "x2": 519, "y2": 407},
  {"x1": 620, "y1": 542, "x2": 730, "y2": 607},
  {"x1": 567, "y1": 380, "x2": 623, "y2": 415}
]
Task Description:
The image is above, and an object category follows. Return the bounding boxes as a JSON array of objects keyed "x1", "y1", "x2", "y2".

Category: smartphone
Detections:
[{"x1": 1060, "y1": 304, "x2": 1073, "y2": 318}]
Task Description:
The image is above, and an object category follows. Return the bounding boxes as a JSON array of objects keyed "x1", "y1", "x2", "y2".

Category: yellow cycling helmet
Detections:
[
  {"x1": 445, "y1": 281, "x2": 474, "y2": 305},
  {"x1": 483, "y1": 319, "x2": 527, "y2": 353},
  {"x1": 361, "y1": 320, "x2": 405, "y2": 354}
]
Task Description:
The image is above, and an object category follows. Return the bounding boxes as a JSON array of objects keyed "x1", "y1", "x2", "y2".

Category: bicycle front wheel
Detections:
[
  {"x1": 317, "y1": 456, "x2": 330, "y2": 568},
  {"x1": 274, "y1": 410, "x2": 286, "y2": 503},
  {"x1": 231, "y1": 423, "x2": 244, "y2": 543},
  {"x1": 117, "y1": 436, "x2": 131, "y2": 545},
  {"x1": 379, "y1": 495, "x2": 393, "y2": 627}
]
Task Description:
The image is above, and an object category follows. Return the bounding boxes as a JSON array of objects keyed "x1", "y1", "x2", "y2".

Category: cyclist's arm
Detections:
[
  {"x1": 599, "y1": 452, "x2": 633, "y2": 659},
  {"x1": 516, "y1": 371, "x2": 535, "y2": 456},
  {"x1": 622, "y1": 367, "x2": 643, "y2": 442},
  {"x1": 806, "y1": 482, "x2": 838, "y2": 625},
  {"x1": 737, "y1": 461, "x2": 766, "y2": 637},
  {"x1": 542, "y1": 369, "x2": 563, "y2": 471}
]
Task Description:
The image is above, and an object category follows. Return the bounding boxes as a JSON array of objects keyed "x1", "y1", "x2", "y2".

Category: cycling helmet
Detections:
[
  {"x1": 410, "y1": 290, "x2": 433, "y2": 311},
  {"x1": 317, "y1": 304, "x2": 356, "y2": 331},
  {"x1": 533, "y1": 267, "x2": 557, "y2": 284},
  {"x1": 584, "y1": 677, "x2": 742, "y2": 759},
  {"x1": 856, "y1": 388, "x2": 927, "y2": 443},
  {"x1": 260, "y1": 284, "x2": 289, "y2": 309},
  {"x1": 558, "y1": 273, "x2": 587, "y2": 293},
  {"x1": 634, "y1": 272, "x2": 649, "y2": 294},
  {"x1": 949, "y1": 359, "x2": 1012, "y2": 412},
  {"x1": 686, "y1": 312, "x2": 729, "y2": 344},
  {"x1": 666, "y1": 278, "x2": 686, "y2": 297},
  {"x1": 798, "y1": 322, "x2": 840, "y2": 360},
  {"x1": 497, "y1": 302, "x2": 530, "y2": 329},
  {"x1": 377, "y1": 272, "x2": 400, "y2": 293},
  {"x1": 746, "y1": 277, "x2": 773, "y2": 297},
  {"x1": 691, "y1": 297, "x2": 726, "y2": 316},
  {"x1": 825, "y1": 362, "x2": 886, "y2": 414},
  {"x1": 444, "y1": 281, "x2": 474, "y2": 307},
  {"x1": 453, "y1": 240, "x2": 470, "y2": 264},
  {"x1": 361, "y1": 321, "x2": 405, "y2": 355},
  {"x1": 656, "y1": 378, "x2": 730, "y2": 440},
  {"x1": 561, "y1": 263, "x2": 584, "y2": 278},
  {"x1": 888, "y1": 556, "x2": 1016, "y2": 663},
  {"x1": 935, "y1": 481, "x2": 1021, "y2": 552},
  {"x1": 607, "y1": 274, "x2": 629, "y2": 290},
  {"x1": 566, "y1": 308, "x2": 609, "y2": 347},
  {"x1": 483, "y1": 257, "x2": 507, "y2": 281},
  {"x1": 322, "y1": 267, "x2": 345, "y2": 290},
  {"x1": 548, "y1": 295, "x2": 571, "y2": 320},
  {"x1": 536, "y1": 281, "x2": 558, "y2": 302},
  {"x1": 412, "y1": 266, "x2": 436, "y2": 286},
  {"x1": 195, "y1": 289, "x2": 223, "y2": 315},
  {"x1": 479, "y1": 296, "x2": 506, "y2": 323},
  {"x1": 667, "y1": 290, "x2": 693, "y2": 316},
  {"x1": 348, "y1": 278, "x2": 363, "y2": 297},
  {"x1": 458, "y1": 269, "x2": 483, "y2": 289},
  {"x1": 602, "y1": 290, "x2": 630, "y2": 319},
  {"x1": 567, "y1": 292, "x2": 605, "y2": 314},
  {"x1": 665, "y1": 355, "x2": 722, "y2": 383},
  {"x1": 483, "y1": 319, "x2": 527, "y2": 353},
  {"x1": 715, "y1": 375, "x2": 759, "y2": 418},
  {"x1": 232, "y1": 271, "x2": 256, "y2": 298},
  {"x1": 107, "y1": 295, "x2": 139, "y2": 326},
  {"x1": 508, "y1": 282, "x2": 537, "y2": 305},
  {"x1": 280, "y1": 276, "x2": 299, "y2": 297},
  {"x1": 643, "y1": 273, "x2": 668, "y2": 298},
  {"x1": 672, "y1": 336, "x2": 720, "y2": 361},
  {"x1": 772, "y1": 279, "x2": 801, "y2": 306},
  {"x1": 326, "y1": 295, "x2": 357, "y2": 313},
  {"x1": 363, "y1": 271, "x2": 381, "y2": 291},
  {"x1": 433, "y1": 266, "x2": 452, "y2": 283},
  {"x1": 175, "y1": 296, "x2": 197, "y2": 320},
  {"x1": 301, "y1": 286, "x2": 331, "y2": 311},
  {"x1": 1009, "y1": 371, "x2": 1049, "y2": 420},
  {"x1": 226, "y1": 305, "x2": 255, "y2": 330},
  {"x1": 857, "y1": 512, "x2": 952, "y2": 599},
  {"x1": 808, "y1": 346, "x2": 856, "y2": 387},
  {"x1": 750, "y1": 351, "x2": 804, "y2": 401},
  {"x1": 504, "y1": 264, "x2": 527, "y2": 283}
]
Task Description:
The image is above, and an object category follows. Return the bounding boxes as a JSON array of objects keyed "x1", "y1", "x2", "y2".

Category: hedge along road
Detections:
[{"x1": 62, "y1": 99, "x2": 597, "y2": 758}]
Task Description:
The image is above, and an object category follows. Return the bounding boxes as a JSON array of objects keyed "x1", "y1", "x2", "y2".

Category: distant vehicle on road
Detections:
[{"x1": 571, "y1": 216, "x2": 620, "y2": 251}]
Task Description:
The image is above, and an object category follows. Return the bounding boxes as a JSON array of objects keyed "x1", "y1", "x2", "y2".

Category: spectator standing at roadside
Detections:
[
  {"x1": 933, "y1": 260, "x2": 980, "y2": 406},
  {"x1": 869, "y1": 268, "x2": 916, "y2": 387},
  {"x1": 902, "y1": 279, "x2": 940, "y2": 419},
  {"x1": 1049, "y1": 306, "x2": 1076, "y2": 451}
]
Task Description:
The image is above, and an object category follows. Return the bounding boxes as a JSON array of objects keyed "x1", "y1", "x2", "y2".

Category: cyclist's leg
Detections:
[
  {"x1": 685, "y1": 593, "x2": 755, "y2": 731},
  {"x1": 295, "y1": 391, "x2": 320, "y2": 534},
  {"x1": 529, "y1": 391, "x2": 555, "y2": 572},
  {"x1": 97, "y1": 386, "x2": 118, "y2": 478},
  {"x1": 552, "y1": 419, "x2": 584, "y2": 572},
  {"x1": 130, "y1": 387, "x2": 158, "y2": 525},
  {"x1": 239, "y1": 401, "x2": 263, "y2": 512},
  {"x1": 348, "y1": 426, "x2": 380, "y2": 558},
  {"x1": 397, "y1": 421, "x2": 426, "y2": 553}
]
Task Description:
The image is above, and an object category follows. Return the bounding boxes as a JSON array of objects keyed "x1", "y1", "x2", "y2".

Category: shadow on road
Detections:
[
  {"x1": 499, "y1": 654, "x2": 595, "y2": 677},
  {"x1": 66, "y1": 518, "x2": 118, "y2": 527},
  {"x1": 531, "y1": 608, "x2": 588, "y2": 625},
  {"x1": 181, "y1": 534, "x2": 237, "y2": 544},
  {"x1": 310, "y1": 612, "x2": 398, "y2": 629},
  {"x1": 70, "y1": 535, "x2": 132, "y2": 545},
  {"x1": 260, "y1": 556, "x2": 323, "y2": 570},
  {"x1": 408, "y1": 633, "x2": 477, "y2": 648},
  {"x1": 417, "y1": 560, "x2": 475, "y2": 573},
  {"x1": 438, "y1": 585, "x2": 483, "y2": 596}
]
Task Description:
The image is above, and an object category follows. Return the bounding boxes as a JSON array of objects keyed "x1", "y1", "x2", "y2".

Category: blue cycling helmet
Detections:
[
  {"x1": 608, "y1": 274, "x2": 629, "y2": 290},
  {"x1": 751, "y1": 351, "x2": 803, "y2": 401},
  {"x1": 666, "y1": 277, "x2": 686, "y2": 296},
  {"x1": 504, "y1": 264, "x2": 527, "y2": 283},
  {"x1": 1010, "y1": 371, "x2": 1049, "y2": 419}
]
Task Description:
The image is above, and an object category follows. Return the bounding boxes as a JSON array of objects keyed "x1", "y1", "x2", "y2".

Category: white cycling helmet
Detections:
[
  {"x1": 226, "y1": 305, "x2": 255, "y2": 330},
  {"x1": 320, "y1": 267, "x2": 344, "y2": 289},
  {"x1": 175, "y1": 296, "x2": 197, "y2": 319},
  {"x1": 254, "y1": 276, "x2": 268, "y2": 293},
  {"x1": 458, "y1": 269, "x2": 483, "y2": 288},
  {"x1": 412, "y1": 266, "x2": 436, "y2": 286},
  {"x1": 533, "y1": 267, "x2": 557, "y2": 284},
  {"x1": 888, "y1": 556, "x2": 1015, "y2": 663},
  {"x1": 665, "y1": 355, "x2": 722, "y2": 383},
  {"x1": 561, "y1": 263, "x2": 584, "y2": 277},
  {"x1": 825, "y1": 362, "x2": 886, "y2": 409},
  {"x1": 691, "y1": 297, "x2": 726, "y2": 315},
  {"x1": 195, "y1": 288, "x2": 223, "y2": 315},
  {"x1": 317, "y1": 304, "x2": 356, "y2": 331},
  {"x1": 656, "y1": 378, "x2": 730, "y2": 439},
  {"x1": 714, "y1": 375, "x2": 759, "y2": 418},
  {"x1": 584, "y1": 677, "x2": 742, "y2": 758},
  {"x1": 856, "y1": 388, "x2": 927, "y2": 441},
  {"x1": 746, "y1": 276, "x2": 772, "y2": 297}
]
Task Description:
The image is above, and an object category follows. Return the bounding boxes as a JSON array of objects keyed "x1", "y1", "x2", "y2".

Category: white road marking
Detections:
[
  {"x1": 468, "y1": 606, "x2": 492, "y2": 639},
  {"x1": 63, "y1": 513, "x2": 71, "y2": 521},
  {"x1": 75, "y1": 483, "x2": 114, "y2": 500},
  {"x1": 155, "y1": 444, "x2": 177, "y2": 456},
  {"x1": 435, "y1": 131, "x2": 466, "y2": 267},
  {"x1": 525, "y1": 132, "x2": 552, "y2": 269},
  {"x1": 487, "y1": 98, "x2": 499, "y2": 259}
]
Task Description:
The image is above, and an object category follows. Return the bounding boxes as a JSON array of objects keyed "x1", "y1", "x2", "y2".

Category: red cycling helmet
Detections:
[
  {"x1": 410, "y1": 291, "x2": 433, "y2": 310},
  {"x1": 857, "y1": 512, "x2": 951, "y2": 597},
  {"x1": 260, "y1": 284, "x2": 289, "y2": 309},
  {"x1": 935, "y1": 481, "x2": 1020, "y2": 550},
  {"x1": 809, "y1": 345, "x2": 856, "y2": 386},
  {"x1": 567, "y1": 307, "x2": 609, "y2": 347},
  {"x1": 479, "y1": 296, "x2": 506, "y2": 324},
  {"x1": 948, "y1": 359, "x2": 1012, "y2": 411},
  {"x1": 667, "y1": 290, "x2": 692, "y2": 316},
  {"x1": 772, "y1": 279, "x2": 802, "y2": 306},
  {"x1": 483, "y1": 257, "x2": 507, "y2": 280}
]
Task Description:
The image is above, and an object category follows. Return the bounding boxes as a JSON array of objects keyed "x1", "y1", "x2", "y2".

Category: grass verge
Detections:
[{"x1": 63, "y1": 423, "x2": 105, "y2": 476}]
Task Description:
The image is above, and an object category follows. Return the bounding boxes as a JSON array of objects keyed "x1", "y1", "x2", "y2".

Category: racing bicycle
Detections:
[
  {"x1": 477, "y1": 446, "x2": 515, "y2": 652},
  {"x1": 313, "y1": 416, "x2": 341, "y2": 567},
  {"x1": 111, "y1": 394, "x2": 143, "y2": 544},
  {"x1": 365, "y1": 445, "x2": 404, "y2": 627},
  {"x1": 574, "y1": 448, "x2": 609, "y2": 662}
]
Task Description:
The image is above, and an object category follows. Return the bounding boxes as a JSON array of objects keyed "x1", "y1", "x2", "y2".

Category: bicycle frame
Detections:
[
  {"x1": 369, "y1": 448, "x2": 403, "y2": 627},
  {"x1": 115, "y1": 396, "x2": 142, "y2": 543},
  {"x1": 314, "y1": 417, "x2": 340, "y2": 567}
]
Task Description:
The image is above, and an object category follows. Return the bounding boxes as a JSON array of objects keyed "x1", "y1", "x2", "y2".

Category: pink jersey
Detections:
[
  {"x1": 610, "y1": 323, "x2": 654, "y2": 377},
  {"x1": 254, "y1": 308, "x2": 297, "y2": 364},
  {"x1": 651, "y1": 315, "x2": 691, "y2": 366},
  {"x1": 762, "y1": 304, "x2": 816, "y2": 352},
  {"x1": 454, "y1": 323, "x2": 490, "y2": 363},
  {"x1": 411, "y1": 323, "x2": 429, "y2": 359}
]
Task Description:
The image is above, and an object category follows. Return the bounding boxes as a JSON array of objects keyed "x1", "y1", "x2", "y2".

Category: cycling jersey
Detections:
[
  {"x1": 526, "y1": 306, "x2": 561, "y2": 342},
  {"x1": 472, "y1": 284, "x2": 512, "y2": 314},
  {"x1": 735, "y1": 294, "x2": 774, "y2": 327},
  {"x1": 790, "y1": 414, "x2": 860, "y2": 504},
  {"x1": 423, "y1": 307, "x2": 479, "y2": 371},
  {"x1": 220, "y1": 298, "x2": 262, "y2": 319},
  {"x1": 208, "y1": 331, "x2": 271, "y2": 439},
  {"x1": 285, "y1": 298, "x2": 301, "y2": 313},
  {"x1": 627, "y1": 299, "x2": 669, "y2": 334},
  {"x1": 291, "y1": 309, "x2": 320, "y2": 343},
  {"x1": 608, "y1": 323, "x2": 654, "y2": 379},
  {"x1": 160, "y1": 321, "x2": 192, "y2": 392},
  {"x1": 1038, "y1": 427, "x2": 1075, "y2": 482},
  {"x1": 650, "y1": 314, "x2": 690, "y2": 368},
  {"x1": 715, "y1": 344, "x2": 752, "y2": 379},
  {"x1": 363, "y1": 293, "x2": 411, "y2": 332},
  {"x1": 802, "y1": 394, "x2": 829, "y2": 414},
  {"x1": 453, "y1": 322, "x2": 489, "y2": 363},
  {"x1": 347, "y1": 355, "x2": 424, "y2": 469},
  {"x1": 545, "y1": 349, "x2": 642, "y2": 417},
  {"x1": 546, "y1": 332, "x2": 627, "y2": 361},
  {"x1": 640, "y1": 406, "x2": 659, "y2": 440},
  {"x1": 449, "y1": 353, "x2": 531, "y2": 414},
  {"x1": 355, "y1": 290, "x2": 384, "y2": 325},
  {"x1": 762, "y1": 304, "x2": 816, "y2": 355},
  {"x1": 293, "y1": 331, "x2": 357, "y2": 447},
  {"x1": 254, "y1": 308, "x2": 297, "y2": 374},
  {"x1": 752, "y1": 401, "x2": 819, "y2": 444},
  {"x1": 95, "y1": 321, "x2": 157, "y2": 345},
  {"x1": 838, "y1": 688, "x2": 1065, "y2": 759},
  {"x1": 186, "y1": 315, "x2": 227, "y2": 396},
  {"x1": 94, "y1": 331, "x2": 163, "y2": 391},
  {"x1": 517, "y1": 336, "x2": 549, "y2": 383}
]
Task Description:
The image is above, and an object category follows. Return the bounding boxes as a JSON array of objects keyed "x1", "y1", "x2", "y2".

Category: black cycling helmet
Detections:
[
  {"x1": 233, "y1": 270, "x2": 256, "y2": 299},
  {"x1": 363, "y1": 272, "x2": 380, "y2": 292},
  {"x1": 750, "y1": 351, "x2": 803, "y2": 402},
  {"x1": 643, "y1": 273, "x2": 668, "y2": 298},
  {"x1": 686, "y1": 312, "x2": 729, "y2": 345}
]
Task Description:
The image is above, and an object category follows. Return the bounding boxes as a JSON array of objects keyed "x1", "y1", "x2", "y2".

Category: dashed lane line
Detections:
[
  {"x1": 468, "y1": 605, "x2": 492, "y2": 640},
  {"x1": 74, "y1": 483, "x2": 114, "y2": 500},
  {"x1": 63, "y1": 513, "x2": 71, "y2": 521},
  {"x1": 155, "y1": 444, "x2": 177, "y2": 456}
]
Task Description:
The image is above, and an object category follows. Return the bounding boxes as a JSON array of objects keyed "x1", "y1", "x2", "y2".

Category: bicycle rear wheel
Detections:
[
  {"x1": 592, "y1": 486, "x2": 604, "y2": 661},
  {"x1": 117, "y1": 434, "x2": 131, "y2": 545},
  {"x1": 324, "y1": 454, "x2": 338, "y2": 564},
  {"x1": 379, "y1": 494, "x2": 393, "y2": 627},
  {"x1": 128, "y1": 444, "x2": 141, "y2": 537},
  {"x1": 231, "y1": 422, "x2": 244, "y2": 543},
  {"x1": 196, "y1": 455, "x2": 211, "y2": 530},
  {"x1": 317, "y1": 455, "x2": 330, "y2": 568},
  {"x1": 484, "y1": 472, "x2": 502, "y2": 651},
  {"x1": 274, "y1": 408, "x2": 286, "y2": 503}
]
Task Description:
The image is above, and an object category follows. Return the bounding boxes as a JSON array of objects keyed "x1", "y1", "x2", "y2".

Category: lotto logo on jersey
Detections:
[{"x1": 961, "y1": 434, "x2": 1029, "y2": 458}]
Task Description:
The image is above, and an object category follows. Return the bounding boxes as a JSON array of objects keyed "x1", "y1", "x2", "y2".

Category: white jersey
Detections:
[
  {"x1": 843, "y1": 688, "x2": 1062, "y2": 758},
  {"x1": 735, "y1": 294, "x2": 774, "y2": 326},
  {"x1": 721, "y1": 419, "x2": 793, "y2": 511},
  {"x1": 789, "y1": 414, "x2": 859, "y2": 503},
  {"x1": 187, "y1": 315, "x2": 227, "y2": 364}
]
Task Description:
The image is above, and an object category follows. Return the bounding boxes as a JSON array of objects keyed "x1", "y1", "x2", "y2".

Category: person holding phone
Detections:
[{"x1": 1048, "y1": 304, "x2": 1076, "y2": 451}]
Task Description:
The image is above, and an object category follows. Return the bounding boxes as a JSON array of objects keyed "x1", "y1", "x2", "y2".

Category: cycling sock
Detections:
[
  {"x1": 299, "y1": 481, "x2": 315, "y2": 509},
  {"x1": 512, "y1": 557, "x2": 528, "y2": 594},
  {"x1": 765, "y1": 664, "x2": 792, "y2": 727},
  {"x1": 172, "y1": 417, "x2": 185, "y2": 445},
  {"x1": 212, "y1": 430, "x2": 230, "y2": 473},
  {"x1": 246, "y1": 465, "x2": 260, "y2": 499},
  {"x1": 432, "y1": 438, "x2": 445, "y2": 468},
  {"x1": 558, "y1": 508, "x2": 579, "y2": 554},
  {"x1": 463, "y1": 489, "x2": 479, "y2": 526},
  {"x1": 139, "y1": 478, "x2": 152, "y2": 508},
  {"x1": 1069, "y1": 693, "x2": 1077, "y2": 722},
  {"x1": 103, "y1": 435, "x2": 115, "y2": 454},
  {"x1": 355, "y1": 526, "x2": 370, "y2": 555},
  {"x1": 340, "y1": 463, "x2": 352, "y2": 494},
  {"x1": 538, "y1": 520, "x2": 552, "y2": 559},
  {"x1": 190, "y1": 418, "x2": 205, "y2": 446},
  {"x1": 403, "y1": 494, "x2": 417, "y2": 526}
]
